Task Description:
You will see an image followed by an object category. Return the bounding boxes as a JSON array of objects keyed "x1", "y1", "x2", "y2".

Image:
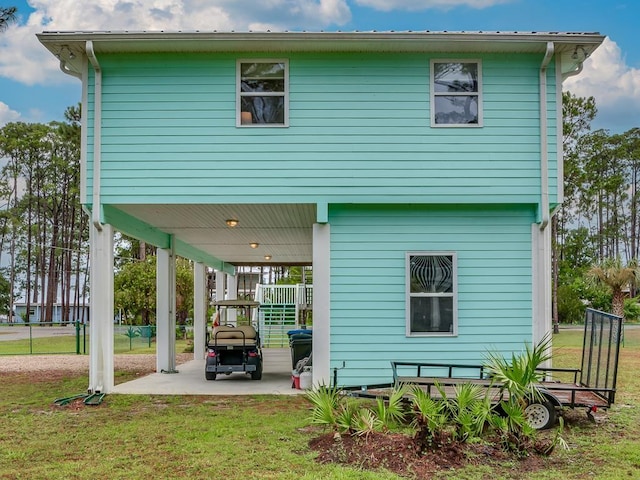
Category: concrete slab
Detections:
[{"x1": 111, "y1": 348, "x2": 305, "y2": 396}]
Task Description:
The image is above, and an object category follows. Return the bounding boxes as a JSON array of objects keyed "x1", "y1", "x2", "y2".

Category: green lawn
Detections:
[
  {"x1": 0, "y1": 332, "x2": 184, "y2": 355},
  {"x1": 1, "y1": 328, "x2": 639, "y2": 479}
]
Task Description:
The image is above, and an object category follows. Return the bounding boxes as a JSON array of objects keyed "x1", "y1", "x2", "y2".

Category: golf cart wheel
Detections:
[
  {"x1": 250, "y1": 364, "x2": 263, "y2": 381},
  {"x1": 525, "y1": 399, "x2": 557, "y2": 430},
  {"x1": 205, "y1": 371, "x2": 217, "y2": 381}
]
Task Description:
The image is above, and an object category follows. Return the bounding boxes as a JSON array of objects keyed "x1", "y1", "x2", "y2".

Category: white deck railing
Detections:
[
  {"x1": 255, "y1": 284, "x2": 312, "y2": 307},
  {"x1": 255, "y1": 284, "x2": 312, "y2": 347}
]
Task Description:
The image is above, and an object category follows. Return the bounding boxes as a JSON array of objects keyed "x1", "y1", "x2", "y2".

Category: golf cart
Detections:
[{"x1": 205, "y1": 299, "x2": 263, "y2": 381}]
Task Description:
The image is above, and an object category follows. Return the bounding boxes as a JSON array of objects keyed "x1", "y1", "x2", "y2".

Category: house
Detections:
[
  {"x1": 37, "y1": 31, "x2": 604, "y2": 393},
  {"x1": 12, "y1": 302, "x2": 89, "y2": 324}
]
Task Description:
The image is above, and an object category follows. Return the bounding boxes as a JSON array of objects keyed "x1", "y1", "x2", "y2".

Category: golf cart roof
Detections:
[{"x1": 213, "y1": 299, "x2": 260, "y2": 308}]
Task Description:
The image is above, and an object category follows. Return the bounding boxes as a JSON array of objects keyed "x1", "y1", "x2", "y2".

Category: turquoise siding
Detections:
[
  {"x1": 329, "y1": 204, "x2": 535, "y2": 386},
  {"x1": 85, "y1": 51, "x2": 558, "y2": 209}
]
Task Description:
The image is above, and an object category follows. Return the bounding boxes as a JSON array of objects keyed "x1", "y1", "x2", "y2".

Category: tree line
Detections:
[
  {"x1": 555, "y1": 92, "x2": 640, "y2": 324},
  {"x1": 0, "y1": 107, "x2": 86, "y2": 323}
]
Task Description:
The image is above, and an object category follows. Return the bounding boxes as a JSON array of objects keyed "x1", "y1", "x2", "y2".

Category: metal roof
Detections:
[
  {"x1": 38, "y1": 30, "x2": 604, "y2": 57},
  {"x1": 37, "y1": 30, "x2": 605, "y2": 79}
]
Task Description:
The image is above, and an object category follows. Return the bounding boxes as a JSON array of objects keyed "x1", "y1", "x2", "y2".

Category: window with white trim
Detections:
[
  {"x1": 406, "y1": 253, "x2": 457, "y2": 335},
  {"x1": 237, "y1": 60, "x2": 288, "y2": 127},
  {"x1": 431, "y1": 60, "x2": 481, "y2": 126}
]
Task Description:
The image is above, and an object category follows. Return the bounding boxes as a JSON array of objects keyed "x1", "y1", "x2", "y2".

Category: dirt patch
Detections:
[
  {"x1": 0, "y1": 353, "x2": 193, "y2": 375},
  {"x1": 308, "y1": 431, "x2": 555, "y2": 479}
]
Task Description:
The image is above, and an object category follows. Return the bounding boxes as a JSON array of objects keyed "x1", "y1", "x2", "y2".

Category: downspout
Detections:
[
  {"x1": 562, "y1": 62, "x2": 583, "y2": 81},
  {"x1": 535, "y1": 42, "x2": 555, "y2": 356},
  {"x1": 539, "y1": 41, "x2": 554, "y2": 231},
  {"x1": 58, "y1": 59, "x2": 81, "y2": 80},
  {"x1": 86, "y1": 41, "x2": 103, "y2": 232}
]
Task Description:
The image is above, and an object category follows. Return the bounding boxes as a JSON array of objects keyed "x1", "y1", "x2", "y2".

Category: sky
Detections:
[{"x1": 0, "y1": 0, "x2": 639, "y2": 133}]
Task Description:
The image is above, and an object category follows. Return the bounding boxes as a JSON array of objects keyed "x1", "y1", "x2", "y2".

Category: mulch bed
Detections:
[{"x1": 309, "y1": 430, "x2": 552, "y2": 479}]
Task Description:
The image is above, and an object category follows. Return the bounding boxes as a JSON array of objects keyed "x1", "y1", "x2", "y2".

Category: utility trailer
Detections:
[{"x1": 348, "y1": 308, "x2": 622, "y2": 429}]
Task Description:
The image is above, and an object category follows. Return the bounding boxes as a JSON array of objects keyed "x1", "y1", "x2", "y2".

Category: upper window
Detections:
[
  {"x1": 406, "y1": 253, "x2": 457, "y2": 336},
  {"x1": 237, "y1": 60, "x2": 288, "y2": 127},
  {"x1": 431, "y1": 60, "x2": 482, "y2": 127}
]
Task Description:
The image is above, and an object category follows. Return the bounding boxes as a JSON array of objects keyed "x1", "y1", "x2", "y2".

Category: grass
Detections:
[
  {"x1": 1, "y1": 328, "x2": 639, "y2": 479},
  {"x1": 0, "y1": 377, "x2": 393, "y2": 480},
  {"x1": 0, "y1": 331, "x2": 189, "y2": 355}
]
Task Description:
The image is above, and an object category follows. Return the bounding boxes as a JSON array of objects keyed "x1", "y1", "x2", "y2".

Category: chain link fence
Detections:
[{"x1": 0, "y1": 323, "x2": 160, "y2": 355}]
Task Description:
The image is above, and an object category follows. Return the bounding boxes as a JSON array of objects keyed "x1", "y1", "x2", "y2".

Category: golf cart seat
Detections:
[{"x1": 211, "y1": 325, "x2": 258, "y2": 346}]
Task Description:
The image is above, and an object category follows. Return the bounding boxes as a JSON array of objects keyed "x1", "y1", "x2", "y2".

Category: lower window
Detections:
[{"x1": 407, "y1": 252, "x2": 457, "y2": 335}]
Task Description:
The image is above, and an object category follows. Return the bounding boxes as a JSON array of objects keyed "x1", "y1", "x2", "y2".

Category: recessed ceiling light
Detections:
[
  {"x1": 225, "y1": 219, "x2": 239, "y2": 227},
  {"x1": 250, "y1": 242, "x2": 259, "y2": 249},
  {"x1": 264, "y1": 255, "x2": 272, "y2": 261}
]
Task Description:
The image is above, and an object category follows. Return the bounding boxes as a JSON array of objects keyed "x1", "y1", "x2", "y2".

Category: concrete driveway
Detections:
[{"x1": 112, "y1": 348, "x2": 302, "y2": 395}]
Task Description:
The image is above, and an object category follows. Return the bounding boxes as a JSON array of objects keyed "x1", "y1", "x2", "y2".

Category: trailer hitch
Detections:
[{"x1": 586, "y1": 405, "x2": 598, "y2": 423}]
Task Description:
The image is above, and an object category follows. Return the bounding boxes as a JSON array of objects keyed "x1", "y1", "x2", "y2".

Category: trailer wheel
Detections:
[
  {"x1": 205, "y1": 371, "x2": 216, "y2": 381},
  {"x1": 525, "y1": 399, "x2": 557, "y2": 430}
]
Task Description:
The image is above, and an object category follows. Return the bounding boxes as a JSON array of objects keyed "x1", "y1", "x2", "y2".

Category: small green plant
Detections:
[
  {"x1": 306, "y1": 384, "x2": 341, "y2": 430},
  {"x1": 373, "y1": 383, "x2": 408, "y2": 431},
  {"x1": 334, "y1": 398, "x2": 364, "y2": 434},
  {"x1": 306, "y1": 384, "x2": 407, "y2": 437},
  {"x1": 543, "y1": 417, "x2": 569, "y2": 455},
  {"x1": 488, "y1": 399, "x2": 537, "y2": 456},
  {"x1": 352, "y1": 408, "x2": 380, "y2": 437},
  {"x1": 438, "y1": 382, "x2": 493, "y2": 442},
  {"x1": 409, "y1": 385, "x2": 448, "y2": 450},
  {"x1": 485, "y1": 333, "x2": 552, "y2": 406}
]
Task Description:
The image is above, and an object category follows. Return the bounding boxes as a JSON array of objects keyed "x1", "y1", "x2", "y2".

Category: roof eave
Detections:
[{"x1": 37, "y1": 31, "x2": 605, "y2": 77}]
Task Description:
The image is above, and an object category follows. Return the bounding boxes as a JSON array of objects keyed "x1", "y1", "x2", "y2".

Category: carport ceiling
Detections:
[{"x1": 118, "y1": 204, "x2": 316, "y2": 266}]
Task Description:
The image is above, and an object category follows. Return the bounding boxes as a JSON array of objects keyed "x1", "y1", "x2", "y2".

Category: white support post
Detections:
[
  {"x1": 156, "y1": 241, "x2": 177, "y2": 373},
  {"x1": 215, "y1": 270, "x2": 225, "y2": 323},
  {"x1": 226, "y1": 274, "x2": 238, "y2": 324},
  {"x1": 193, "y1": 262, "x2": 207, "y2": 360},
  {"x1": 89, "y1": 223, "x2": 114, "y2": 393},
  {"x1": 312, "y1": 223, "x2": 331, "y2": 386}
]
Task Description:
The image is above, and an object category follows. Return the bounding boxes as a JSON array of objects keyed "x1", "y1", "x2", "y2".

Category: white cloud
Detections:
[
  {"x1": 564, "y1": 37, "x2": 640, "y2": 132},
  {"x1": 0, "y1": 0, "x2": 351, "y2": 86},
  {"x1": 0, "y1": 102, "x2": 21, "y2": 127},
  {"x1": 354, "y1": 0, "x2": 512, "y2": 12}
]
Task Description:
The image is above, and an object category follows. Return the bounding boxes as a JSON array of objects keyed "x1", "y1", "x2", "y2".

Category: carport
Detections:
[{"x1": 88, "y1": 203, "x2": 329, "y2": 394}]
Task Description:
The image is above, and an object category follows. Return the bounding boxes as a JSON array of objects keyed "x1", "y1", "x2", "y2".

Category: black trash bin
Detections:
[{"x1": 287, "y1": 330, "x2": 312, "y2": 370}]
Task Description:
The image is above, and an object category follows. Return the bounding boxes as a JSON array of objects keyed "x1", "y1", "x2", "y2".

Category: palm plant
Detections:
[
  {"x1": 484, "y1": 333, "x2": 553, "y2": 406},
  {"x1": 352, "y1": 408, "x2": 380, "y2": 437},
  {"x1": 588, "y1": 257, "x2": 639, "y2": 318},
  {"x1": 488, "y1": 399, "x2": 537, "y2": 455},
  {"x1": 437, "y1": 382, "x2": 493, "y2": 441},
  {"x1": 334, "y1": 398, "x2": 364, "y2": 434},
  {"x1": 307, "y1": 384, "x2": 408, "y2": 437},
  {"x1": 410, "y1": 385, "x2": 448, "y2": 449},
  {"x1": 373, "y1": 383, "x2": 408, "y2": 431},
  {"x1": 306, "y1": 384, "x2": 341, "y2": 430}
]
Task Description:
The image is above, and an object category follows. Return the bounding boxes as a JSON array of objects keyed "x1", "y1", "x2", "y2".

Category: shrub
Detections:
[{"x1": 557, "y1": 283, "x2": 586, "y2": 324}]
